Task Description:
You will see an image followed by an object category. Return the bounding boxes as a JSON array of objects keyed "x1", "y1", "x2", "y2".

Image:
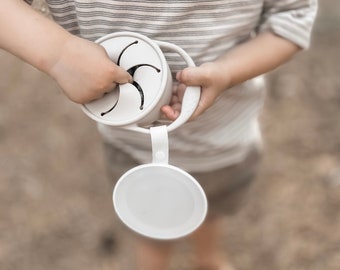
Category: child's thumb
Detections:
[{"x1": 176, "y1": 66, "x2": 206, "y2": 86}]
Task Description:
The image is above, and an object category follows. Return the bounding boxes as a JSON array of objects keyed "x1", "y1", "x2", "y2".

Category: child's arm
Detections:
[
  {"x1": 162, "y1": 32, "x2": 300, "y2": 120},
  {"x1": 0, "y1": 0, "x2": 132, "y2": 103},
  {"x1": 162, "y1": 0, "x2": 318, "y2": 120}
]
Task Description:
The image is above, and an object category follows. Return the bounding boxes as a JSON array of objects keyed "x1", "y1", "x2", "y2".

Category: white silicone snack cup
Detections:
[{"x1": 82, "y1": 32, "x2": 201, "y2": 134}]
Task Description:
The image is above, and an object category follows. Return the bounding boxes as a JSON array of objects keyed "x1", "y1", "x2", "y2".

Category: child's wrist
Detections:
[{"x1": 45, "y1": 34, "x2": 76, "y2": 78}]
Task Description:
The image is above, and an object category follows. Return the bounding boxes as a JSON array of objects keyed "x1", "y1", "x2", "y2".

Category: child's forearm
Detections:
[
  {"x1": 173, "y1": 32, "x2": 301, "y2": 119},
  {"x1": 216, "y1": 32, "x2": 301, "y2": 88},
  {"x1": 0, "y1": 0, "x2": 72, "y2": 74},
  {"x1": 0, "y1": 0, "x2": 132, "y2": 104}
]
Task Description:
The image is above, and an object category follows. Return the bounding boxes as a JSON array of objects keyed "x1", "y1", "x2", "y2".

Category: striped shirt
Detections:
[{"x1": 27, "y1": 0, "x2": 317, "y2": 172}]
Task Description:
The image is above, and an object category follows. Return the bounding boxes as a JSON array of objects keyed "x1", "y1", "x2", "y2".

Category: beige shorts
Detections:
[{"x1": 103, "y1": 143, "x2": 261, "y2": 217}]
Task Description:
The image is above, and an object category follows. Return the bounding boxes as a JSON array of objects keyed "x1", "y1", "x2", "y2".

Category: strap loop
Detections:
[{"x1": 150, "y1": 125, "x2": 169, "y2": 164}]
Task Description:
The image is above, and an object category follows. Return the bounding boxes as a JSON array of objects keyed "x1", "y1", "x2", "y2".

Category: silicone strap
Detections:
[
  {"x1": 156, "y1": 41, "x2": 201, "y2": 132},
  {"x1": 150, "y1": 125, "x2": 169, "y2": 164}
]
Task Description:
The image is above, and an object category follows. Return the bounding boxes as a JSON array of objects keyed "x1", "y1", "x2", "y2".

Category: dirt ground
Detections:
[{"x1": 0, "y1": 1, "x2": 339, "y2": 270}]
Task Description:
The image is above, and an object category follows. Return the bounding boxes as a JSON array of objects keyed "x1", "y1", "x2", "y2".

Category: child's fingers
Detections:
[
  {"x1": 176, "y1": 66, "x2": 209, "y2": 86},
  {"x1": 112, "y1": 64, "x2": 133, "y2": 84},
  {"x1": 161, "y1": 105, "x2": 180, "y2": 121}
]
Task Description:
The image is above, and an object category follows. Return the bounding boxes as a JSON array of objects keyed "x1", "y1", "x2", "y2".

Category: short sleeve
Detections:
[{"x1": 258, "y1": 0, "x2": 318, "y2": 49}]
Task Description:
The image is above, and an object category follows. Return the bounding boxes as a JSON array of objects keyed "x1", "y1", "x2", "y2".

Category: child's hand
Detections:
[
  {"x1": 161, "y1": 62, "x2": 230, "y2": 121},
  {"x1": 48, "y1": 36, "x2": 132, "y2": 104},
  {"x1": 161, "y1": 32, "x2": 301, "y2": 122}
]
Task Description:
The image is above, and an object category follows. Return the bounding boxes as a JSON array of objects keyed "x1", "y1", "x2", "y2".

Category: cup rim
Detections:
[{"x1": 82, "y1": 31, "x2": 169, "y2": 126}]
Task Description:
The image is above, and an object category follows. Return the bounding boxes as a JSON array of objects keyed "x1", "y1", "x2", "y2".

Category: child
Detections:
[{"x1": 0, "y1": 0, "x2": 317, "y2": 269}]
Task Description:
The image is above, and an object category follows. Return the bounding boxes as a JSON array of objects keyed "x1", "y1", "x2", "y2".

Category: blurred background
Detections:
[{"x1": 0, "y1": 1, "x2": 339, "y2": 269}]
